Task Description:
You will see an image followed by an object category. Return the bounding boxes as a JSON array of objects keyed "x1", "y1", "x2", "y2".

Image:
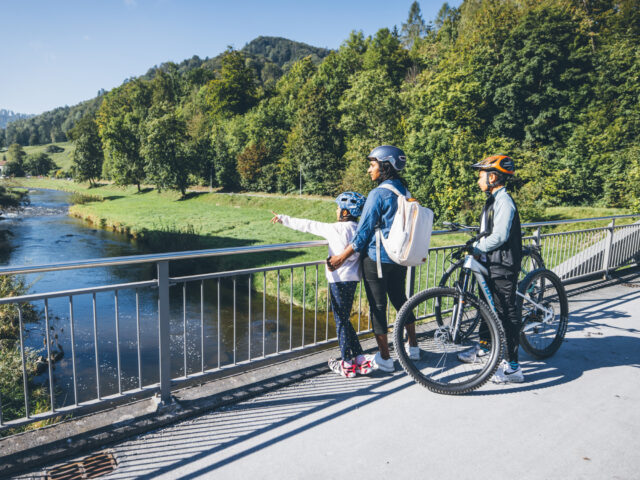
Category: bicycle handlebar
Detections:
[{"x1": 451, "y1": 238, "x2": 477, "y2": 260}]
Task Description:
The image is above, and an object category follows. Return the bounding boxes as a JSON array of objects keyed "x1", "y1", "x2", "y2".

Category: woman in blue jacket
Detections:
[{"x1": 328, "y1": 145, "x2": 418, "y2": 372}]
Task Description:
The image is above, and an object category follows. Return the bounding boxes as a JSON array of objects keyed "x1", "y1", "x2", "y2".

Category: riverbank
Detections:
[{"x1": 6, "y1": 178, "x2": 480, "y2": 262}]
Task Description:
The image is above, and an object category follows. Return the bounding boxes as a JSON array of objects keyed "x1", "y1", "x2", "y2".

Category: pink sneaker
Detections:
[
  {"x1": 328, "y1": 359, "x2": 356, "y2": 378},
  {"x1": 355, "y1": 355, "x2": 372, "y2": 375}
]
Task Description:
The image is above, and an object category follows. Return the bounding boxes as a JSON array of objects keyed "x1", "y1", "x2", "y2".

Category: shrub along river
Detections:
[{"x1": 0, "y1": 189, "x2": 341, "y2": 410}]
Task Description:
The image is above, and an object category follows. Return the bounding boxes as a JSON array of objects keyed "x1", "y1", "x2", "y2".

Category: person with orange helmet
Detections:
[{"x1": 458, "y1": 154, "x2": 525, "y2": 383}]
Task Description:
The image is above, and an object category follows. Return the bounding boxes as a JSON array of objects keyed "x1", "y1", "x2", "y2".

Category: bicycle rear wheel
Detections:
[
  {"x1": 394, "y1": 287, "x2": 504, "y2": 395},
  {"x1": 518, "y1": 269, "x2": 569, "y2": 359}
]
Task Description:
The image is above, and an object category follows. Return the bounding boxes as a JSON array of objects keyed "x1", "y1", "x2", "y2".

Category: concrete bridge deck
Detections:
[{"x1": 14, "y1": 269, "x2": 640, "y2": 480}]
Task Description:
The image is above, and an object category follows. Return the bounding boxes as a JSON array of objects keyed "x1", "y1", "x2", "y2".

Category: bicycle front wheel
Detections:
[
  {"x1": 518, "y1": 269, "x2": 569, "y2": 359},
  {"x1": 394, "y1": 287, "x2": 504, "y2": 395}
]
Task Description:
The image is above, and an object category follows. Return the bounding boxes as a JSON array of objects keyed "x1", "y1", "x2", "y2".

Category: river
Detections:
[{"x1": 0, "y1": 189, "x2": 335, "y2": 409}]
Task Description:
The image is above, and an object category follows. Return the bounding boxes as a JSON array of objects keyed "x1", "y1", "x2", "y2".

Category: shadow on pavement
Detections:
[
  {"x1": 476, "y1": 282, "x2": 640, "y2": 396},
  {"x1": 104, "y1": 372, "x2": 411, "y2": 479}
]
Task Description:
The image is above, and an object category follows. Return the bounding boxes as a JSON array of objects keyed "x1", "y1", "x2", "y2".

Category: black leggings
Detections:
[{"x1": 362, "y1": 256, "x2": 415, "y2": 335}]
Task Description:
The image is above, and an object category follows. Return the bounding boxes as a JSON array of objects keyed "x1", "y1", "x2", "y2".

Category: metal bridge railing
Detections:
[{"x1": 0, "y1": 215, "x2": 639, "y2": 434}]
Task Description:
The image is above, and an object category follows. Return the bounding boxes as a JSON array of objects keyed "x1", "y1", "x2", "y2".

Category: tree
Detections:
[
  {"x1": 237, "y1": 142, "x2": 268, "y2": 189},
  {"x1": 211, "y1": 116, "x2": 246, "y2": 191},
  {"x1": 401, "y1": 1, "x2": 429, "y2": 49},
  {"x1": 24, "y1": 153, "x2": 56, "y2": 176},
  {"x1": 141, "y1": 108, "x2": 192, "y2": 196},
  {"x1": 69, "y1": 116, "x2": 104, "y2": 186},
  {"x1": 362, "y1": 28, "x2": 411, "y2": 86},
  {"x1": 490, "y1": 5, "x2": 592, "y2": 147},
  {"x1": 284, "y1": 85, "x2": 345, "y2": 195},
  {"x1": 5, "y1": 143, "x2": 26, "y2": 176},
  {"x1": 205, "y1": 49, "x2": 258, "y2": 118},
  {"x1": 97, "y1": 80, "x2": 151, "y2": 191},
  {"x1": 339, "y1": 68, "x2": 403, "y2": 193}
]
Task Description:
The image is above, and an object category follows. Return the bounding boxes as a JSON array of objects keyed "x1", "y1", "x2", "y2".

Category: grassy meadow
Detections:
[{"x1": 9, "y1": 141, "x2": 75, "y2": 172}]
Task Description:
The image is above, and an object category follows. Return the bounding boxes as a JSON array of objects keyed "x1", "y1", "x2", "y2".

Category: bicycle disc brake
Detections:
[{"x1": 434, "y1": 325, "x2": 454, "y2": 352}]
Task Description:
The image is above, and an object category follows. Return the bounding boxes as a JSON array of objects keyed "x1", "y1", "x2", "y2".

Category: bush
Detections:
[
  {"x1": 69, "y1": 192, "x2": 103, "y2": 204},
  {"x1": 0, "y1": 275, "x2": 50, "y2": 435},
  {"x1": 45, "y1": 145, "x2": 65, "y2": 154}
]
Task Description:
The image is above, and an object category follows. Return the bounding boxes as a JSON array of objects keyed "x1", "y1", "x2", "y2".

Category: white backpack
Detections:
[{"x1": 375, "y1": 184, "x2": 434, "y2": 278}]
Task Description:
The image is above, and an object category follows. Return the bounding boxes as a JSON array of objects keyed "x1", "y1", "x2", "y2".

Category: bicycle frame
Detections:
[
  {"x1": 452, "y1": 255, "x2": 555, "y2": 338},
  {"x1": 450, "y1": 255, "x2": 496, "y2": 342}
]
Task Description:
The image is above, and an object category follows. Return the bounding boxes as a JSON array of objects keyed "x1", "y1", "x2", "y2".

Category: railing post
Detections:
[
  {"x1": 534, "y1": 228, "x2": 541, "y2": 249},
  {"x1": 602, "y1": 219, "x2": 615, "y2": 279},
  {"x1": 406, "y1": 266, "x2": 415, "y2": 298},
  {"x1": 157, "y1": 261, "x2": 172, "y2": 405}
]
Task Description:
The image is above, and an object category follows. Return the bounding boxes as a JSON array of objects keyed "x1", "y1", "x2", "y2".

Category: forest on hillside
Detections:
[
  {"x1": 0, "y1": 37, "x2": 330, "y2": 147},
  {"x1": 2, "y1": 0, "x2": 639, "y2": 221}
]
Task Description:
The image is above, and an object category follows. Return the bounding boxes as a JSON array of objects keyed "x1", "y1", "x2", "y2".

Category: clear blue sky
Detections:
[{"x1": 1, "y1": 0, "x2": 460, "y2": 115}]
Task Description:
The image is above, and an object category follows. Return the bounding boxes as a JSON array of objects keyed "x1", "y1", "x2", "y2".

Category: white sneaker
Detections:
[
  {"x1": 491, "y1": 360, "x2": 524, "y2": 384},
  {"x1": 366, "y1": 352, "x2": 395, "y2": 373},
  {"x1": 405, "y1": 342, "x2": 420, "y2": 360},
  {"x1": 457, "y1": 343, "x2": 488, "y2": 364}
]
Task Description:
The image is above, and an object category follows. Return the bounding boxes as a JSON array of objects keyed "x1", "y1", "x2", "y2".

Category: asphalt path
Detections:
[{"x1": 18, "y1": 274, "x2": 640, "y2": 480}]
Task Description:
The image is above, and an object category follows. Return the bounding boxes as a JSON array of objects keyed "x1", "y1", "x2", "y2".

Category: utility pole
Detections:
[{"x1": 299, "y1": 164, "x2": 302, "y2": 196}]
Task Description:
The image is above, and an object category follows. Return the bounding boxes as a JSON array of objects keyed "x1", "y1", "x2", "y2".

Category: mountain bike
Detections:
[
  {"x1": 435, "y1": 222, "x2": 545, "y2": 342},
  {"x1": 394, "y1": 241, "x2": 569, "y2": 394}
]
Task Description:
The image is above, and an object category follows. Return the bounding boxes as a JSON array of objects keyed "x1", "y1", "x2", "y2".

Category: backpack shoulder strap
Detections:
[{"x1": 378, "y1": 183, "x2": 410, "y2": 198}]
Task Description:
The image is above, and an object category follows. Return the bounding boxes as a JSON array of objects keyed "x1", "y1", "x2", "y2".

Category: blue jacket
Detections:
[{"x1": 350, "y1": 179, "x2": 409, "y2": 263}]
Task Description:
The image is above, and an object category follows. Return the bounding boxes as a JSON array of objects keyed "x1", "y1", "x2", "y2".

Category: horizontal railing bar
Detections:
[
  {"x1": 430, "y1": 214, "x2": 639, "y2": 236},
  {"x1": 0, "y1": 280, "x2": 158, "y2": 305},
  {"x1": 170, "y1": 260, "x2": 326, "y2": 283},
  {"x1": 0, "y1": 384, "x2": 160, "y2": 432},
  {"x1": 0, "y1": 241, "x2": 328, "y2": 276},
  {"x1": 1, "y1": 215, "x2": 638, "y2": 277},
  {"x1": 539, "y1": 227, "x2": 611, "y2": 237},
  {"x1": 520, "y1": 214, "x2": 640, "y2": 229}
]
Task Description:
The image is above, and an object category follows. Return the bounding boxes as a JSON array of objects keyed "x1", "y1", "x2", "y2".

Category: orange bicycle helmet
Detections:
[{"x1": 471, "y1": 155, "x2": 515, "y2": 175}]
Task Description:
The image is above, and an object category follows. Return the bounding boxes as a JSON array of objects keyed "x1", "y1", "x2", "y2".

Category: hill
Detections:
[
  {"x1": 242, "y1": 36, "x2": 330, "y2": 68},
  {"x1": 1, "y1": 37, "x2": 331, "y2": 148}
]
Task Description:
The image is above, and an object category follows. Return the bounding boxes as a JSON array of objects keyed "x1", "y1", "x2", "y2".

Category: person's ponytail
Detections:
[{"x1": 377, "y1": 161, "x2": 408, "y2": 188}]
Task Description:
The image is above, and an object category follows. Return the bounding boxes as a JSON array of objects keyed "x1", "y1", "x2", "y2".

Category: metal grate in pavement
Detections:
[{"x1": 46, "y1": 450, "x2": 117, "y2": 479}]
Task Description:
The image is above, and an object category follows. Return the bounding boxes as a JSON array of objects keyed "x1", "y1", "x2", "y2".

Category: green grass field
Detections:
[{"x1": 11, "y1": 141, "x2": 75, "y2": 172}]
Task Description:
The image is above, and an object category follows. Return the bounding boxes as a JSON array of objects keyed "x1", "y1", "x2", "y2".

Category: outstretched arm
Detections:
[{"x1": 272, "y1": 212, "x2": 337, "y2": 240}]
